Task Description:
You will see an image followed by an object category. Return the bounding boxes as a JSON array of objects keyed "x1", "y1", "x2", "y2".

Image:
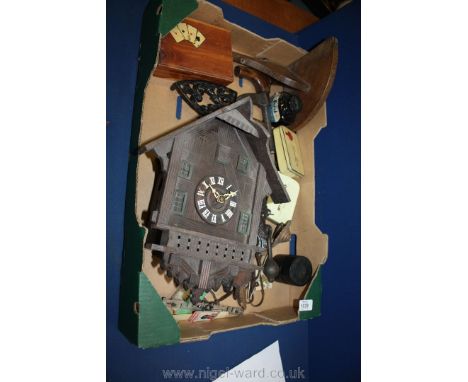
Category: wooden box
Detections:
[{"x1": 153, "y1": 17, "x2": 234, "y2": 85}]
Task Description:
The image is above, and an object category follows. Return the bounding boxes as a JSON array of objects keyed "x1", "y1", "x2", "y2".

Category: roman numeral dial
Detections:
[{"x1": 194, "y1": 175, "x2": 239, "y2": 225}]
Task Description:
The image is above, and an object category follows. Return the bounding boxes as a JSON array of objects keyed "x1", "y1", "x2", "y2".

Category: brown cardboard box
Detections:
[{"x1": 120, "y1": 0, "x2": 329, "y2": 348}]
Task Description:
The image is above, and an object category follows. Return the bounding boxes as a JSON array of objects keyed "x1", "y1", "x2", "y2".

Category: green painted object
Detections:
[
  {"x1": 159, "y1": 0, "x2": 198, "y2": 36},
  {"x1": 138, "y1": 273, "x2": 180, "y2": 348},
  {"x1": 299, "y1": 266, "x2": 323, "y2": 320}
]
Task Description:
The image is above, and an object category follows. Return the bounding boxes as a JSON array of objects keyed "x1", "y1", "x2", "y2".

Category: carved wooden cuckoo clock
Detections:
[{"x1": 139, "y1": 96, "x2": 288, "y2": 304}]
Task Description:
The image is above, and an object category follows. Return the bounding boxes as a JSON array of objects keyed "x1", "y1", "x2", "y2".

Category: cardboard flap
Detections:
[
  {"x1": 178, "y1": 313, "x2": 276, "y2": 343},
  {"x1": 138, "y1": 272, "x2": 180, "y2": 348},
  {"x1": 158, "y1": 0, "x2": 198, "y2": 36},
  {"x1": 299, "y1": 267, "x2": 323, "y2": 320},
  {"x1": 190, "y1": 1, "x2": 306, "y2": 61}
]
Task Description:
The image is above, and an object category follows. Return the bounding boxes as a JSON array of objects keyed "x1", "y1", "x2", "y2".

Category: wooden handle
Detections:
[{"x1": 234, "y1": 66, "x2": 271, "y2": 93}]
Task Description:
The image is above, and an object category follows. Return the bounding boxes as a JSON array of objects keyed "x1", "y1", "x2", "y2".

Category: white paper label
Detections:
[{"x1": 299, "y1": 299, "x2": 313, "y2": 312}]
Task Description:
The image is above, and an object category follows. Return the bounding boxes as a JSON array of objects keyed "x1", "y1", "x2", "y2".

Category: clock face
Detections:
[{"x1": 195, "y1": 175, "x2": 239, "y2": 225}]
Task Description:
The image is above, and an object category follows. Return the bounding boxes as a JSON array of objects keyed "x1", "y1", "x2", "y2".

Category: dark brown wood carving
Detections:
[
  {"x1": 288, "y1": 37, "x2": 339, "y2": 131},
  {"x1": 139, "y1": 97, "x2": 286, "y2": 303},
  {"x1": 232, "y1": 37, "x2": 338, "y2": 131}
]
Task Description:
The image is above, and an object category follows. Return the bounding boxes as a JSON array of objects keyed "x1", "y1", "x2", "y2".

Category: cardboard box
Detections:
[{"x1": 119, "y1": 0, "x2": 329, "y2": 348}]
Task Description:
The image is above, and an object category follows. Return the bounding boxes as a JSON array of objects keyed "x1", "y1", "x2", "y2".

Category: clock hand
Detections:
[
  {"x1": 223, "y1": 190, "x2": 238, "y2": 200},
  {"x1": 208, "y1": 184, "x2": 222, "y2": 200}
]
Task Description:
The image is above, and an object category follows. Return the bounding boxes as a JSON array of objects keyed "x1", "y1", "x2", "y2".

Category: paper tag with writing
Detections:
[{"x1": 299, "y1": 299, "x2": 313, "y2": 312}]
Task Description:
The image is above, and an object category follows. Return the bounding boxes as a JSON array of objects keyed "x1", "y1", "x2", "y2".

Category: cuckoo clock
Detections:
[{"x1": 139, "y1": 96, "x2": 288, "y2": 304}]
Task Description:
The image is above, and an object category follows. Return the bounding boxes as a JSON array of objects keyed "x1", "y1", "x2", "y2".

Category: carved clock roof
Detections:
[{"x1": 140, "y1": 96, "x2": 289, "y2": 203}]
